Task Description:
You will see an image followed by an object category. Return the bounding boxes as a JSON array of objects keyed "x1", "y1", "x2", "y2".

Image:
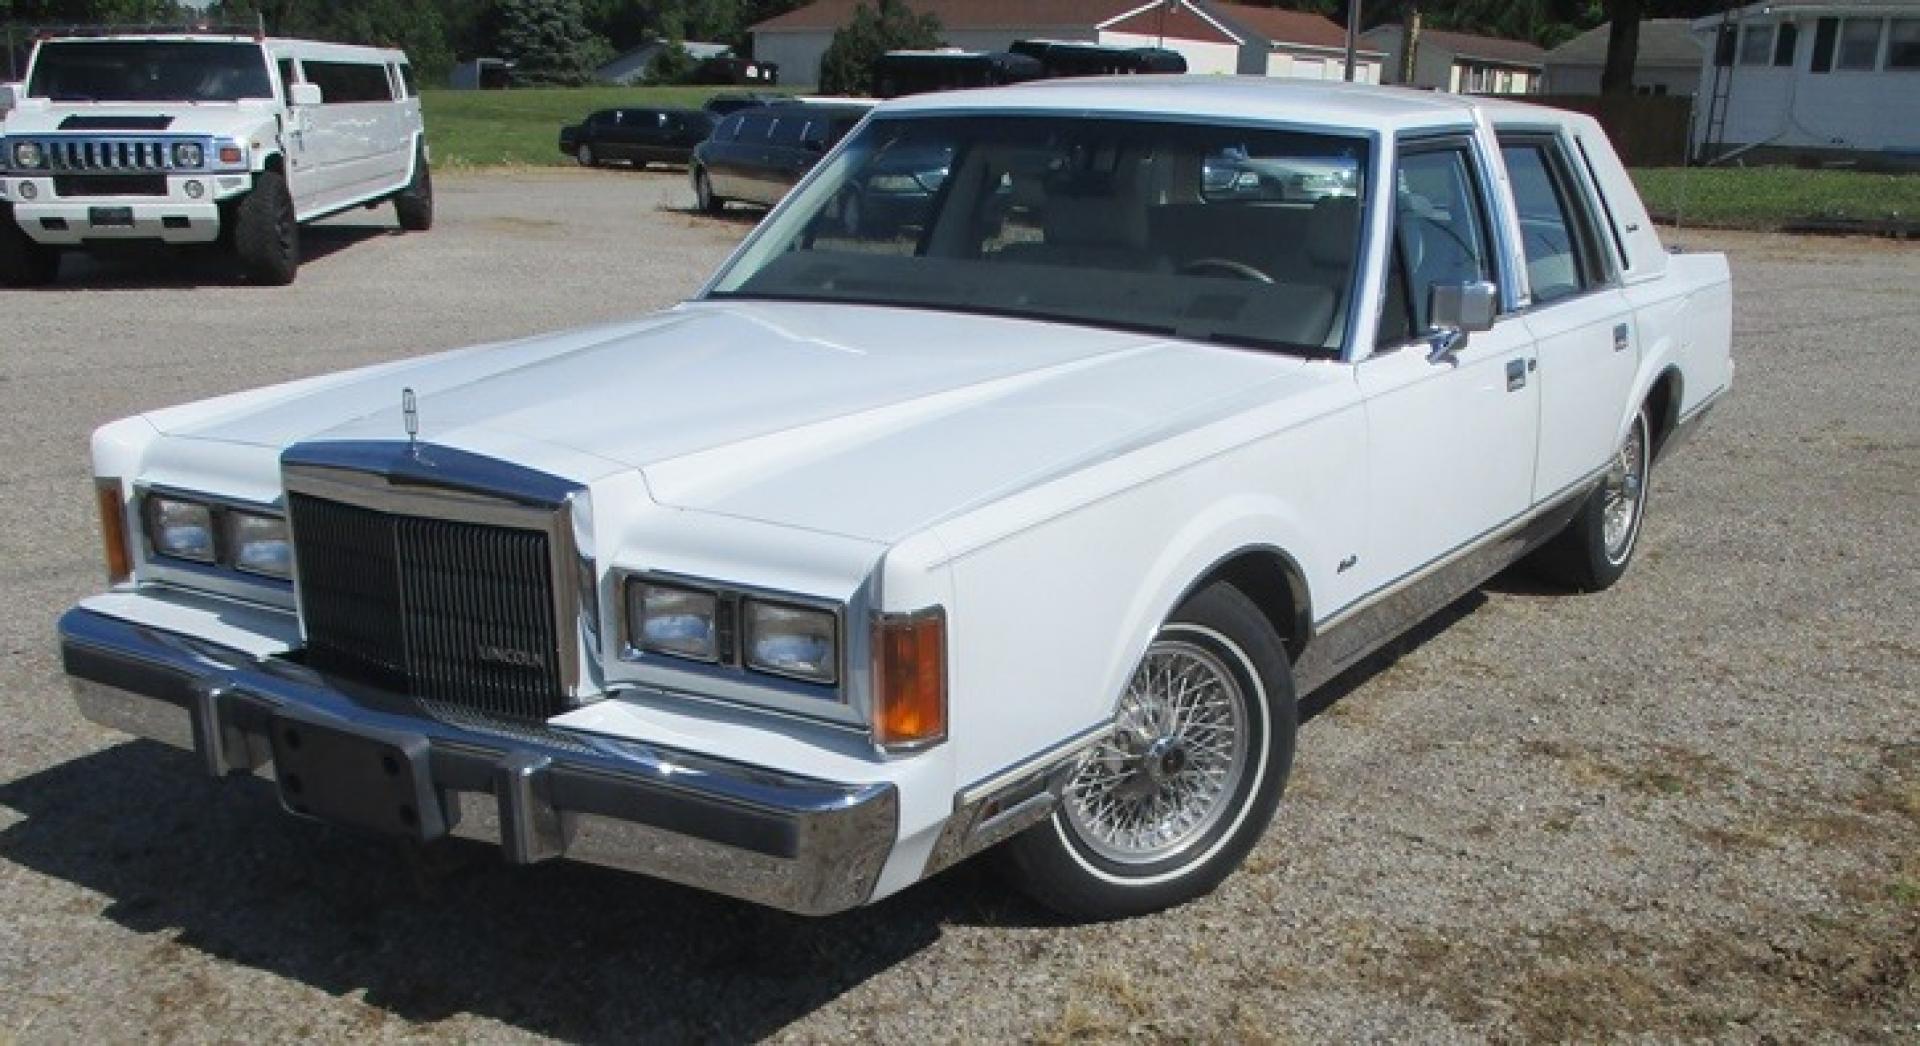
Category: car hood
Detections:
[
  {"x1": 146, "y1": 300, "x2": 1330, "y2": 542},
  {"x1": 2, "y1": 100, "x2": 275, "y2": 137}
]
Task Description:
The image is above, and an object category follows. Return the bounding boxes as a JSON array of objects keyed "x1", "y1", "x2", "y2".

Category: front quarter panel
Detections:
[{"x1": 926, "y1": 369, "x2": 1366, "y2": 788}]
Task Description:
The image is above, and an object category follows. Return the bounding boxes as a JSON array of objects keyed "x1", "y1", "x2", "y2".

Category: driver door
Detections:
[
  {"x1": 1353, "y1": 137, "x2": 1540, "y2": 597},
  {"x1": 274, "y1": 54, "x2": 321, "y2": 202}
]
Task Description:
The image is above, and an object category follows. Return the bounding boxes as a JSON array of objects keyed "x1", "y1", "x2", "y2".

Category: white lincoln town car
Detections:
[{"x1": 59, "y1": 78, "x2": 1731, "y2": 919}]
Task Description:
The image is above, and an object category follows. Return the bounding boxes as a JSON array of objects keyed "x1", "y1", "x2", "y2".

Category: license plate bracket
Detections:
[
  {"x1": 268, "y1": 710, "x2": 448, "y2": 842},
  {"x1": 88, "y1": 206, "x2": 134, "y2": 227}
]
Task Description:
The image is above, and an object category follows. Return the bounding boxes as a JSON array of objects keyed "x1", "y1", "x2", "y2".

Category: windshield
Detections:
[
  {"x1": 708, "y1": 115, "x2": 1369, "y2": 356},
  {"x1": 29, "y1": 41, "x2": 273, "y2": 103}
]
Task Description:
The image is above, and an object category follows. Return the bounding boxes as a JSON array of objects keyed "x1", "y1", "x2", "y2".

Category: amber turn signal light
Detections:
[
  {"x1": 95, "y1": 479, "x2": 132, "y2": 584},
  {"x1": 873, "y1": 609, "x2": 947, "y2": 749}
]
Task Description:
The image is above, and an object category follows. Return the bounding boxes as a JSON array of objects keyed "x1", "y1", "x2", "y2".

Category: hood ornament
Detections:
[{"x1": 401, "y1": 387, "x2": 418, "y2": 447}]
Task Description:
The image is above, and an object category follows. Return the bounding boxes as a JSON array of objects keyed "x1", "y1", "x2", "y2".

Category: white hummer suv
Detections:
[{"x1": 0, "y1": 32, "x2": 432, "y2": 286}]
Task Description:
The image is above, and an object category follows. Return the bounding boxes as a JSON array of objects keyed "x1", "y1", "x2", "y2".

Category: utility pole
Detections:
[
  {"x1": 1344, "y1": 1, "x2": 1361, "y2": 81},
  {"x1": 1400, "y1": 5, "x2": 1421, "y2": 85}
]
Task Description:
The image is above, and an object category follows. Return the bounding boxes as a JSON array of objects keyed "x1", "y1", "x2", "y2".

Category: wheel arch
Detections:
[
  {"x1": 1182, "y1": 546, "x2": 1313, "y2": 663},
  {"x1": 1096, "y1": 509, "x2": 1324, "y2": 727},
  {"x1": 1643, "y1": 365, "x2": 1683, "y2": 459}
]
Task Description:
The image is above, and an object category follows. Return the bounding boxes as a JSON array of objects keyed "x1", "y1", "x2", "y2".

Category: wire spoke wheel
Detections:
[
  {"x1": 1063, "y1": 639, "x2": 1250, "y2": 865},
  {"x1": 1602, "y1": 414, "x2": 1648, "y2": 564}
]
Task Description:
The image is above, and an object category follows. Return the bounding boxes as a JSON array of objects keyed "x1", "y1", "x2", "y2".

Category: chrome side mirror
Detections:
[
  {"x1": 289, "y1": 82, "x2": 323, "y2": 107},
  {"x1": 0, "y1": 83, "x2": 20, "y2": 112},
  {"x1": 1426, "y1": 280, "x2": 1497, "y2": 363}
]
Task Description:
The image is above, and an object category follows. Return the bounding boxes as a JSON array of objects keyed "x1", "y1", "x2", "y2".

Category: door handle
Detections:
[
  {"x1": 1614, "y1": 322, "x2": 1631, "y2": 352},
  {"x1": 1506, "y1": 358, "x2": 1528, "y2": 391}
]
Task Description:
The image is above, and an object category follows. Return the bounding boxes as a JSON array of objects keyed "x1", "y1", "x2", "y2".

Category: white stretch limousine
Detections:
[
  {"x1": 59, "y1": 79, "x2": 1731, "y2": 919},
  {"x1": 0, "y1": 32, "x2": 431, "y2": 285}
]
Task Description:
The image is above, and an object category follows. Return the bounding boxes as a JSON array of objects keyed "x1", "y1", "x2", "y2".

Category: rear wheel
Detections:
[
  {"x1": 230, "y1": 169, "x2": 299, "y2": 286},
  {"x1": 997, "y1": 582, "x2": 1296, "y2": 920},
  {"x1": 394, "y1": 145, "x2": 434, "y2": 232},
  {"x1": 0, "y1": 210, "x2": 59, "y2": 286},
  {"x1": 1529, "y1": 407, "x2": 1652, "y2": 591},
  {"x1": 694, "y1": 168, "x2": 725, "y2": 215}
]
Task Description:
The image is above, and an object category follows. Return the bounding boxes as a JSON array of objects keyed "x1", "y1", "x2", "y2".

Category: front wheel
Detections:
[
  {"x1": 576, "y1": 143, "x2": 598, "y2": 168},
  {"x1": 1529, "y1": 407, "x2": 1652, "y2": 591},
  {"x1": 394, "y1": 146, "x2": 434, "y2": 232},
  {"x1": 230, "y1": 169, "x2": 299, "y2": 286},
  {"x1": 997, "y1": 582, "x2": 1296, "y2": 920}
]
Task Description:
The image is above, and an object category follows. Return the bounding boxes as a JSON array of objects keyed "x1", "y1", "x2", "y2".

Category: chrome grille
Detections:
[
  {"x1": 26, "y1": 137, "x2": 185, "y2": 173},
  {"x1": 289, "y1": 493, "x2": 569, "y2": 721}
]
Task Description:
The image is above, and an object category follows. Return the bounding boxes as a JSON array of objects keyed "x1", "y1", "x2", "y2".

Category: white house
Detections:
[
  {"x1": 1361, "y1": 23, "x2": 1545, "y2": 94},
  {"x1": 1692, "y1": 0, "x2": 1920, "y2": 166},
  {"x1": 749, "y1": 0, "x2": 1381, "y2": 87},
  {"x1": 1543, "y1": 19, "x2": 1704, "y2": 96}
]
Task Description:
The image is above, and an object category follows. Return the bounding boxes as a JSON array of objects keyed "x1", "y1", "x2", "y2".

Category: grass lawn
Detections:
[
  {"x1": 1631, "y1": 166, "x2": 1920, "y2": 230},
  {"x1": 422, "y1": 86, "x2": 796, "y2": 168}
]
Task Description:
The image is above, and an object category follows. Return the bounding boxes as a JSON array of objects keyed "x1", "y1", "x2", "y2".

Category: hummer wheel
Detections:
[
  {"x1": 231, "y1": 169, "x2": 300, "y2": 286},
  {"x1": 395, "y1": 146, "x2": 434, "y2": 232}
]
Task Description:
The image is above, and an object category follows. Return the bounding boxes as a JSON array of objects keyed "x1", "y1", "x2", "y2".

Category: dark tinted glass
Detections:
[
  {"x1": 305, "y1": 60, "x2": 394, "y2": 104},
  {"x1": 29, "y1": 41, "x2": 272, "y2": 102}
]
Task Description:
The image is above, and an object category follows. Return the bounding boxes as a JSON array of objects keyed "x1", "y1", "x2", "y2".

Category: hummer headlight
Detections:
[
  {"x1": 144, "y1": 495, "x2": 215, "y2": 563},
  {"x1": 12, "y1": 141, "x2": 44, "y2": 170},
  {"x1": 744, "y1": 600, "x2": 838, "y2": 684},
  {"x1": 227, "y1": 511, "x2": 291, "y2": 578},
  {"x1": 172, "y1": 141, "x2": 204, "y2": 168}
]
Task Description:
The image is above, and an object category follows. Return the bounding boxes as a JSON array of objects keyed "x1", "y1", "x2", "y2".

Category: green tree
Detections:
[
  {"x1": 207, "y1": 0, "x2": 457, "y2": 83},
  {"x1": 817, "y1": 0, "x2": 939, "y2": 95},
  {"x1": 494, "y1": 0, "x2": 608, "y2": 86},
  {"x1": 645, "y1": 37, "x2": 692, "y2": 84}
]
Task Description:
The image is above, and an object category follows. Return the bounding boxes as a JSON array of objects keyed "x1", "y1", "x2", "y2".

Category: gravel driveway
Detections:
[{"x1": 0, "y1": 169, "x2": 1914, "y2": 1043}]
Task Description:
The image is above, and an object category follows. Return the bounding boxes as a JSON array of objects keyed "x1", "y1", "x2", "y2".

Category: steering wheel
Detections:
[{"x1": 1179, "y1": 257, "x2": 1275, "y2": 284}]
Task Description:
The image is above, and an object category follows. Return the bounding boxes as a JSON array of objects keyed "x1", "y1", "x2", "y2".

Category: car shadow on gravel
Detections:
[
  {"x1": 0, "y1": 740, "x2": 1020, "y2": 1040},
  {"x1": 33, "y1": 224, "x2": 394, "y2": 290}
]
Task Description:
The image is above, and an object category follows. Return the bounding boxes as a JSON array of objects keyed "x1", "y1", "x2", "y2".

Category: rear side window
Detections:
[
  {"x1": 305, "y1": 60, "x2": 394, "y2": 104},
  {"x1": 1499, "y1": 137, "x2": 1610, "y2": 304},
  {"x1": 739, "y1": 114, "x2": 775, "y2": 142},
  {"x1": 768, "y1": 117, "x2": 805, "y2": 146}
]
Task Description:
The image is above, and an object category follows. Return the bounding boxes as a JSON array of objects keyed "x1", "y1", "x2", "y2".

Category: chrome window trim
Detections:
[{"x1": 279, "y1": 441, "x2": 598, "y2": 707}]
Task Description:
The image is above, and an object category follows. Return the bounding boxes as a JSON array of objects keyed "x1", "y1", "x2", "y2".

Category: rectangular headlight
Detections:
[
  {"x1": 171, "y1": 141, "x2": 204, "y2": 168},
  {"x1": 744, "y1": 599, "x2": 837, "y2": 684},
  {"x1": 628, "y1": 580, "x2": 719, "y2": 662},
  {"x1": 145, "y1": 495, "x2": 215, "y2": 563},
  {"x1": 227, "y1": 511, "x2": 291, "y2": 578}
]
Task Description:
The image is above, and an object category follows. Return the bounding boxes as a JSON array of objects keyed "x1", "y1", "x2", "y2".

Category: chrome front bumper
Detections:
[{"x1": 58, "y1": 608, "x2": 899, "y2": 916}]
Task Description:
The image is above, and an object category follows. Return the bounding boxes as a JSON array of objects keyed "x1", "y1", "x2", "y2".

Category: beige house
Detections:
[
  {"x1": 1543, "y1": 19, "x2": 1704, "y2": 96},
  {"x1": 1361, "y1": 24, "x2": 1546, "y2": 93}
]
